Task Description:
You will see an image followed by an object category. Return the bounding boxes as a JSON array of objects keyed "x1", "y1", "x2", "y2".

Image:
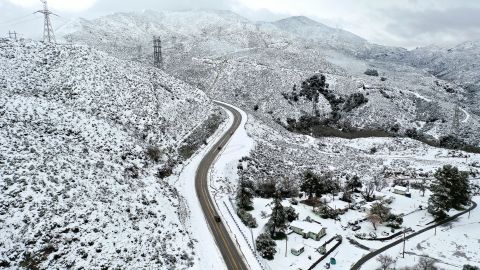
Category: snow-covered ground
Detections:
[
  {"x1": 0, "y1": 39, "x2": 218, "y2": 269},
  {"x1": 363, "y1": 196, "x2": 480, "y2": 270}
]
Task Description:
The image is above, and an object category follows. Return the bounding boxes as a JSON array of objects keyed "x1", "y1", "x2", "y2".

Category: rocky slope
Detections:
[{"x1": 0, "y1": 39, "x2": 218, "y2": 269}]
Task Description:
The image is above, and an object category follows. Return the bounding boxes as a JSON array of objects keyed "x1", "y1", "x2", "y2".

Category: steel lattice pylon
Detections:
[{"x1": 35, "y1": 0, "x2": 56, "y2": 43}]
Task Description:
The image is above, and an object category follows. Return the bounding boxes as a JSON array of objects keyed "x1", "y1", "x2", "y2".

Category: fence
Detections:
[{"x1": 222, "y1": 199, "x2": 272, "y2": 270}]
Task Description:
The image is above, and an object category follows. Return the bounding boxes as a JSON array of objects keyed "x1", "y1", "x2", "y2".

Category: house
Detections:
[
  {"x1": 291, "y1": 244, "x2": 305, "y2": 256},
  {"x1": 393, "y1": 186, "x2": 410, "y2": 196},
  {"x1": 290, "y1": 220, "x2": 326, "y2": 241}
]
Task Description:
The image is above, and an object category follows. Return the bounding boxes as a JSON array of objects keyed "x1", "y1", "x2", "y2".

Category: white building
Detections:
[
  {"x1": 290, "y1": 220, "x2": 327, "y2": 241},
  {"x1": 393, "y1": 186, "x2": 409, "y2": 195},
  {"x1": 291, "y1": 244, "x2": 305, "y2": 256}
]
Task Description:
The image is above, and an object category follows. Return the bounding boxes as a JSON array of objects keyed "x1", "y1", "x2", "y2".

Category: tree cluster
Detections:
[
  {"x1": 300, "y1": 170, "x2": 340, "y2": 200},
  {"x1": 237, "y1": 208, "x2": 258, "y2": 228},
  {"x1": 255, "y1": 233, "x2": 277, "y2": 260},
  {"x1": 428, "y1": 165, "x2": 470, "y2": 219},
  {"x1": 343, "y1": 93, "x2": 368, "y2": 112}
]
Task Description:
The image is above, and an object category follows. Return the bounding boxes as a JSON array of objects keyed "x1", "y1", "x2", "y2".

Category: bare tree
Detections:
[
  {"x1": 376, "y1": 254, "x2": 396, "y2": 270},
  {"x1": 419, "y1": 179, "x2": 427, "y2": 197},
  {"x1": 367, "y1": 213, "x2": 382, "y2": 230},
  {"x1": 415, "y1": 257, "x2": 437, "y2": 270},
  {"x1": 373, "y1": 173, "x2": 388, "y2": 191},
  {"x1": 362, "y1": 179, "x2": 376, "y2": 201}
]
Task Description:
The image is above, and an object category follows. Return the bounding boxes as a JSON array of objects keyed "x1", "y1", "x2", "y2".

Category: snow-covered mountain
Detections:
[
  {"x1": 0, "y1": 38, "x2": 219, "y2": 269},
  {"x1": 399, "y1": 40, "x2": 480, "y2": 114},
  {"x1": 57, "y1": 10, "x2": 480, "y2": 147}
]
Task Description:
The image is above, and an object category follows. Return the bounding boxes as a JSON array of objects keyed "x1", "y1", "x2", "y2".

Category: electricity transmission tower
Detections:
[
  {"x1": 153, "y1": 36, "x2": 163, "y2": 69},
  {"x1": 34, "y1": 0, "x2": 56, "y2": 43},
  {"x1": 8, "y1": 31, "x2": 18, "y2": 41}
]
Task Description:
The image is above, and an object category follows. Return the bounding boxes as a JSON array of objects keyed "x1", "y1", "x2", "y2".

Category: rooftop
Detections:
[{"x1": 290, "y1": 220, "x2": 324, "y2": 233}]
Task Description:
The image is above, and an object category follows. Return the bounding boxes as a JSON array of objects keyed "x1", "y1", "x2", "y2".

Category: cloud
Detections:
[
  {"x1": 7, "y1": 0, "x2": 97, "y2": 12},
  {"x1": 382, "y1": 6, "x2": 480, "y2": 47},
  {"x1": 1, "y1": 0, "x2": 480, "y2": 48}
]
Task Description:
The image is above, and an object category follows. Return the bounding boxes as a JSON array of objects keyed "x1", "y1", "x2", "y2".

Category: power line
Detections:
[
  {"x1": 0, "y1": 16, "x2": 41, "y2": 27},
  {"x1": 0, "y1": 14, "x2": 33, "y2": 25}
]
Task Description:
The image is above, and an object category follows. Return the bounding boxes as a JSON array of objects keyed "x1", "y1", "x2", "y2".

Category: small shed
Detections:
[
  {"x1": 291, "y1": 244, "x2": 305, "y2": 256},
  {"x1": 290, "y1": 220, "x2": 327, "y2": 241}
]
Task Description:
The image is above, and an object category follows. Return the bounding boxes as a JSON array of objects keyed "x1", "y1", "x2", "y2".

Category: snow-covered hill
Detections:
[
  {"x1": 57, "y1": 10, "x2": 480, "y2": 147},
  {"x1": 399, "y1": 40, "x2": 480, "y2": 114},
  {"x1": 0, "y1": 39, "x2": 219, "y2": 269}
]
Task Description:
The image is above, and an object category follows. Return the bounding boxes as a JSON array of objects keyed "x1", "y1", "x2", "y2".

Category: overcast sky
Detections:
[{"x1": 1, "y1": 0, "x2": 480, "y2": 49}]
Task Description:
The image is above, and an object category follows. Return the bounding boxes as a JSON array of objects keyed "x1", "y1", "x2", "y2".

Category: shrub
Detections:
[
  {"x1": 256, "y1": 233, "x2": 277, "y2": 260},
  {"x1": 156, "y1": 164, "x2": 173, "y2": 179},
  {"x1": 237, "y1": 209, "x2": 258, "y2": 228},
  {"x1": 284, "y1": 206, "x2": 298, "y2": 222},
  {"x1": 146, "y1": 146, "x2": 162, "y2": 162},
  {"x1": 438, "y1": 135, "x2": 465, "y2": 150},
  {"x1": 343, "y1": 93, "x2": 368, "y2": 112},
  {"x1": 364, "y1": 69, "x2": 379, "y2": 76}
]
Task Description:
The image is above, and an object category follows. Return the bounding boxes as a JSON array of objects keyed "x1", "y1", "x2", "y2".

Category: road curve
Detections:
[
  {"x1": 195, "y1": 101, "x2": 249, "y2": 270},
  {"x1": 351, "y1": 201, "x2": 478, "y2": 270}
]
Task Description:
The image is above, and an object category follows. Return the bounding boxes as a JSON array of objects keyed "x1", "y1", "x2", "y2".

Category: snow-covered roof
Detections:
[
  {"x1": 394, "y1": 186, "x2": 408, "y2": 191},
  {"x1": 291, "y1": 244, "x2": 304, "y2": 251},
  {"x1": 290, "y1": 220, "x2": 325, "y2": 233}
]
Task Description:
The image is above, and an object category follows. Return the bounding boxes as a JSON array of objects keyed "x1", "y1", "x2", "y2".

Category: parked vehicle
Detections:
[{"x1": 369, "y1": 232, "x2": 377, "y2": 238}]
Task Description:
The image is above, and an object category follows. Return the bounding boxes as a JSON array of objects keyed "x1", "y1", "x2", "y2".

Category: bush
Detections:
[
  {"x1": 438, "y1": 135, "x2": 465, "y2": 150},
  {"x1": 284, "y1": 206, "x2": 298, "y2": 222},
  {"x1": 364, "y1": 69, "x2": 379, "y2": 76},
  {"x1": 253, "y1": 104, "x2": 259, "y2": 111},
  {"x1": 343, "y1": 93, "x2": 368, "y2": 112},
  {"x1": 256, "y1": 233, "x2": 277, "y2": 260},
  {"x1": 237, "y1": 209, "x2": 258, "y2": 228},
  {"x1": 156, "y1": 164, "x2": 173, "y2": 179},
  {"x1": 146, "y1": 146, "x2": 162, "y2": 162},
  {"x1": 178, "y1": 113, "x2": 223, "y2": 160}
]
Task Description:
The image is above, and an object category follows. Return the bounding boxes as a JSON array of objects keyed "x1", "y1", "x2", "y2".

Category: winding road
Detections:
[
  {"x1": 195, "y1": 101, "x2": 249, "y2": 270},
  {"x1": 350, "y1": 201, "x2": 478, "y2": 270}
]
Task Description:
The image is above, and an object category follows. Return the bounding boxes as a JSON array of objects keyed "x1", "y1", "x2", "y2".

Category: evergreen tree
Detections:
[
  {"x1": 256, "y1": 233, "x2": 277, "y2": 260},
  {"x1": 267, "y1": 192, "x2": 287, "y2": 239},
  {"x1": 284, "y1": 206, "x2": 298, "y2": 222},
  {"x1": 428, "y1": 165, "x2": 470, "y2": 219},
  {"x1": 236, "y1": 177, "x2": 255, "y2": 210},
  {"x1": 300, "y1": 170, "x2": 319, "y2": 199}
]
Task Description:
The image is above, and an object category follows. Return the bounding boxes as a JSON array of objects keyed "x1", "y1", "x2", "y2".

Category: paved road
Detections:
[
  {"x1": 351, "y1": 201, "x2": 478, "y2": 270},
  {"x1": 195, "y1": 101, "x2": 249, "y2": 270}
]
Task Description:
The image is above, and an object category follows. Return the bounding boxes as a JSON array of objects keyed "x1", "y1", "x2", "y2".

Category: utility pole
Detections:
[
  {"x1": 250, "y1": 227, "x2": 255, "y2": 253},
  {"x1": 153, "y1": 36, "x2": 163, "y2": 69},
  {"x1": 285, "y1": 234, "x2": 288, "y2": 257},
  {"x1": 34, "y1": 0, "x2": 56, "y2": 43},
  {"x1": 8, "y1": 31, "x2": 18, "y2": 41},
  {"x1": 402, "y1": 228, "x2": 406, "y2": 258}
]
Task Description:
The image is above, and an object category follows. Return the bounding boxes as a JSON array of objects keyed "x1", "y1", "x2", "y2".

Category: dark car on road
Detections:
[{"x1": 214, "y1": 215, "x2": 221, "y2": 222}]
